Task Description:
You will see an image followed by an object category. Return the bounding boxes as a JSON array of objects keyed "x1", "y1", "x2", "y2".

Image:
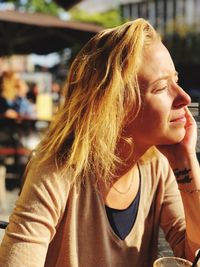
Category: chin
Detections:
[
  {"x1": 158, "y1": 129, "x2": 186, "y2": 145},
  {"x1": 166, "y1": 132, "x2": 185, "y2": 144},
  {"x1": 175, "y1": 128, "x2": 186, "y2": 141}
]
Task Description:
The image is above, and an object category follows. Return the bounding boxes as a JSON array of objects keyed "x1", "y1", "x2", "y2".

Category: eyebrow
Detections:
[{"x1": 150, "y1": 71, "x2": 179, "y2": 86}]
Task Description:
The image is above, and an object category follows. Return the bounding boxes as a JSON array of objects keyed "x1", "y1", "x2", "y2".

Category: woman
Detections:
[
  {"x1": 0, "y1": 71, "x2": 19, "y2": 118},
  {"x1": 0, "y1": 19, "x2": 200, "y2": 267}
]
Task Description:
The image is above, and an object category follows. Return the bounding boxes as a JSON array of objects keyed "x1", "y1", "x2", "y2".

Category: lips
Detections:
[{"x1": 170, "y1": 114, "x2": 186, "y2": 122}]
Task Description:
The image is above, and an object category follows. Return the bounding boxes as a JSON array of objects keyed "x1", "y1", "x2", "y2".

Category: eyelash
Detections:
[
  {"x1": 154, "y1": 86, "x2": 168, "y2": 93},
  {"x1": 154, "y1": 80, "x2": 179, "y2": 93}
]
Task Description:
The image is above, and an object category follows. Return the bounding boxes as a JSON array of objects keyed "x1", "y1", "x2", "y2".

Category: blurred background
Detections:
[{"x1": 0, "y1": 0, "x2": 199, "y2": 232}]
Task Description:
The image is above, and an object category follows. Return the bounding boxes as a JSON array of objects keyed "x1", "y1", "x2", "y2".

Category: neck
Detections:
[{"x1": 115, "y1": 136, "x2": 151, "y2": 178}]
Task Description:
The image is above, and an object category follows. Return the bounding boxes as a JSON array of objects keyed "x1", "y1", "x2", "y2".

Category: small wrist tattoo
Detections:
[{"x1": 173, "y1": 168, "x2": 192, "y2": 184}]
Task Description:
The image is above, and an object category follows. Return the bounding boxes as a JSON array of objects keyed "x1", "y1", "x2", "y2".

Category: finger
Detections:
[{"x1": 184, "y1": 106, "x2": 196, "y2": 124}]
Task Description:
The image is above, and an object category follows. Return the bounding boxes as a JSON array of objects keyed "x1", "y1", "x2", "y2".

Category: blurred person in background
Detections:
[
  {"x1": 0, "y1": 19, "x2": 200, "y2": 267},
  {"x1": 0, "y1": 71, "x2": 19, "y2": 119},
  {"x1": 0, "y1": 71, "x2": 36, "y2": 119},
  {"x1": 27, "y1": 82, "x2": 38, "y2": 104},
  {"x1": 0, "y1": 71, "x2": 20, "y2": 192},
  {"x1": 14, "y1": 79, "x2": 36, "y2": 119}
]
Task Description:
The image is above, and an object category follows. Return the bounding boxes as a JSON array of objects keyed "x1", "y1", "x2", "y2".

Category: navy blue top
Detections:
[
  {"x1": 0, "y1": 96, "x2": 16, "y2": 114},
  {"x1": 105, "y1": 171, "x2": 141, "y2": 240},
  {"x1": 0, "y1": 96, "x2": 10, "y2": 114}
]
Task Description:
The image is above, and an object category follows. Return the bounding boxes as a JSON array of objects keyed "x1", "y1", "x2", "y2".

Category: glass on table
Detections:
[
  {"x1": 195, "y1": 249, "x2": 200, "y2": 267},
  {"x1": 153, "y1": 257, "x2": 192, "y2": 267}
]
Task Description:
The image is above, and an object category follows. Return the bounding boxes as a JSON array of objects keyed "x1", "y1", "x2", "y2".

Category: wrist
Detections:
[
  {"x1": 168, "y1": 151, "x2": 197, "y2": 170},
  {"x1": 172, "y1": 156, "x2": 200, "y2": 191}
]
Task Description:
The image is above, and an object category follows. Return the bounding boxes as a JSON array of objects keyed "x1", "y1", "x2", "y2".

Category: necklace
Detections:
[{"x1": 112, "y1": 176, "x2": 134, "y2": 195}]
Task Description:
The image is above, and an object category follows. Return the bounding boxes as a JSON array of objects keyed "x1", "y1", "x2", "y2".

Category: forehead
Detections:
[{"x1": 138, "y1": 41, "x2": 175, "y2": 86}]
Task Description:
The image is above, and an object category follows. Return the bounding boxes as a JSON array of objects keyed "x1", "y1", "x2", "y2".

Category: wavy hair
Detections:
[{"x1": 33, "y1": 18, "x2": 159, "y2": 184}]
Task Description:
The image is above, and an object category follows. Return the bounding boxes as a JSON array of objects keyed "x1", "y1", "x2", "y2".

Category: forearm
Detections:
[
  {"x1": 171, "y1": 154, "x2": 200, "y2": 260},
  {"x1": 0, "y1": 235, "x2": 47, "y2": 267}
]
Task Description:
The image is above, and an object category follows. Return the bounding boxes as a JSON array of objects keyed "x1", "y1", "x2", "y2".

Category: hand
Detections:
[
  {"x1": 5, "y1": 109, "x2": 18, "y2": 119},
  {"x1": 178, "y1": 106, "x2": 197, "y2": 154},
  {"x1": 157, "y1": 107, "x2": 197, "y2": 165}
]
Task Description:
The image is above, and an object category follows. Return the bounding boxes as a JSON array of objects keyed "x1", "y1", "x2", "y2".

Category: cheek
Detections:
[
  {"x1": 140, "y1": 101, "x2": 169, "y2": 128},
  {"x1": 125, "y1": 97, "x2": 171, "y2": 138}
]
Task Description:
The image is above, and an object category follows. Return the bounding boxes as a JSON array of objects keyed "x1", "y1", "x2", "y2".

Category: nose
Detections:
[{"x1": 173, "y1": 85, "x2": 191, "y2": 109}]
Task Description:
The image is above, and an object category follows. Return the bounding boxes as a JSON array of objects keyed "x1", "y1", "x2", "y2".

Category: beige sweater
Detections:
[{"x1": 0, "y1": 153, "x2": 186, "y2": 267}]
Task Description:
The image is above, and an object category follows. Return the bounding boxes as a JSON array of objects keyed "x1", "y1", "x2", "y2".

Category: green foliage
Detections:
[
  {"x1": 7, "y1": 0, "x2": 61, "y2": 16},
  {"x1": 27, "y1": 0, "x2": 61, "y2": 16},
  {"x1": 70, "y1": 8, "x2": 123, "y2": 28}
]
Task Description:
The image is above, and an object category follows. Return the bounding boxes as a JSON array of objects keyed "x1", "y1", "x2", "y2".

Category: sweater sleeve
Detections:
[
  {"x1": 159, "y1": 155, "x2": 186, "y2": 258},
  {"x1": 0, "y1": 158, "x2": 70, "y2": 267}
]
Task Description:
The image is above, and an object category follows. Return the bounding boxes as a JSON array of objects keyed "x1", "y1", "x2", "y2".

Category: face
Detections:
[{"x1": 125, "y1": 41, "x2": 191, "y2": 148}]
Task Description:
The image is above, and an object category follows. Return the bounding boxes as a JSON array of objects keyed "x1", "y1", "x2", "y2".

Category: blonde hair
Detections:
[
  {"x1": 0, "y1": 71, "x2": 19, "y2": 101},
  {"x1": 33, "y1": 18, "x2": 159, "y2": 184}
]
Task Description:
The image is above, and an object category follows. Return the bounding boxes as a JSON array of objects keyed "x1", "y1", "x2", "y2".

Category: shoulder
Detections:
[
  {"x1": 151, "y1": 149, "x2": 170, "y2": 174},
  {"x1": 22, "y1": 155, "x2": 71, "y2": 202},
  {"x1": 139, "y1": 148, "x2": 178, "y2": 199},
  {"x1": 139, "y1": 147, "x2": 174, "y2": 185},
  {"x1": 140, "y1": 147, "x2": 169, "y2": 171}
]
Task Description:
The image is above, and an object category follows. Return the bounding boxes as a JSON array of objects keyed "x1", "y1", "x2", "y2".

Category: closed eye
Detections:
[{"x1": 153, "y1": 86, "x2": 168, "y2": 93}]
